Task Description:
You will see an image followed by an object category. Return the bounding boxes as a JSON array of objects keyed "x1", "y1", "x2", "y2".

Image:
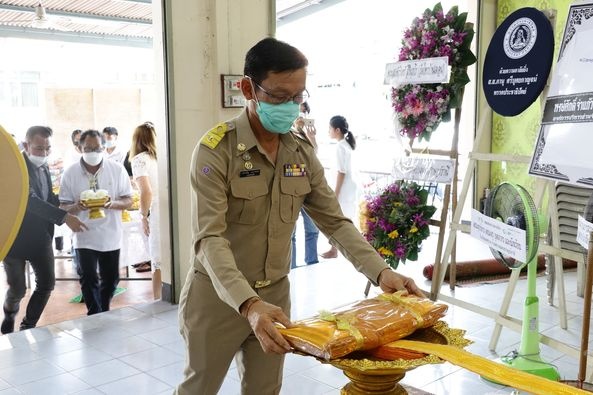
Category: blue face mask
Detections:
[{"x1": 255, "y1": 100, "x2": 300, "y2": 134}]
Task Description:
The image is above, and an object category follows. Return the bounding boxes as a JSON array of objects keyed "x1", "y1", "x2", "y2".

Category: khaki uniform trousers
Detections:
[{"x1": 176, "y1": 270, "x2": 291, "y2": 395}]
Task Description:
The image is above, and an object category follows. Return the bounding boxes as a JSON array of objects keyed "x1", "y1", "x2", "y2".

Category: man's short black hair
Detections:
[
  {"x1": 102, "y1": 126, "x2": 118, "y2": 136},
  {"x1": 25, "y1": 126, "x2": 52, "y2": 142},
  {"x1": 80, "y1": 129, "x2": 104, "y2": 145},
  {"x1": 244, "y1": 37, "x2": 308, "y2": 83}
]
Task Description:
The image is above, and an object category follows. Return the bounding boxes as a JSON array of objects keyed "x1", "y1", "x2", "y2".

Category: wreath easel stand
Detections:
[
  {"x1": 364, "y1": 3, "x2": 475, "y2": 297},
  {"x1": 427, "y1": 10, "x2": 593, "y2": 371}
]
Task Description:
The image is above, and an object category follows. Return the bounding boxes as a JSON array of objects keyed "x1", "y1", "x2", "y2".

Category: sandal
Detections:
[{"x1": 135, "y1": 262, "x2": 151, "y2": 273}]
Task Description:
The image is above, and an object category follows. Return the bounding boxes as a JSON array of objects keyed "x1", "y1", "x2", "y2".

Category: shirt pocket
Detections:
[
  {"x1": 228, "y1": 177, "x2": 269, "y2": 224},
  {"x1": 280, "y1": 177, "x2": 311, "y2": 223}
]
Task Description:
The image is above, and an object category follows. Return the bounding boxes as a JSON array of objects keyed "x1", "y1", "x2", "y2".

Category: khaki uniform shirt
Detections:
[{"x1": 190, "y1": 110, "x2": 388, "y2": 312}]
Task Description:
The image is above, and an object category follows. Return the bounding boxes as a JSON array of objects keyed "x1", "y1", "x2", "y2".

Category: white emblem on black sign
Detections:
[{"x1": 503, "y1": 17, "x2": 537, "y2": 59}]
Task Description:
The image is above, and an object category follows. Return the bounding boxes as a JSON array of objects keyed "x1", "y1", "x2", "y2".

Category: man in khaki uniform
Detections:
[{"x1": 176, "y1": 38, "x2": 423, "y2": 395}]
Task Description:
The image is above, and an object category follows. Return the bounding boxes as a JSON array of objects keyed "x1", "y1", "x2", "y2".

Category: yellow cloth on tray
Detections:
[
  {"x1": 279, "y1": 292, "x2": 448, "y2": 360},
  {"x1": 389, "y1": 339, "x2": 589, "y2": 395}
]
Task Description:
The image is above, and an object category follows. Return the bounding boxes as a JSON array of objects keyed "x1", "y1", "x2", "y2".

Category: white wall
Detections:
[{"x1": 163, "y1": 0, "x2": 272, "y2": 298}]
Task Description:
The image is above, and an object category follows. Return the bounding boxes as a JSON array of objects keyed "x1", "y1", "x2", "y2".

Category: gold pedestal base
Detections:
[
  {"x1": 323, "y1": 322, "x2": 470, "y2": 395},
  {"x1": 81, "y1": 198, "x2": 109, "y2": 220},
  {"x1": 341, "y1": 370, "x2": 406, "y2": 394},
  {"x1": 88, "y1": 208, "x2": 106, "y2": 219}
]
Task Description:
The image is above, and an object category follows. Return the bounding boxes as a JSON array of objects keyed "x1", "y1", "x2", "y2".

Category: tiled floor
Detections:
[{"x1": 0, "y1": 231, "x2": 588, "y2": 394}]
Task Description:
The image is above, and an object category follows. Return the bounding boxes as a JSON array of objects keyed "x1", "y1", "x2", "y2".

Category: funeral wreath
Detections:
[
  {"x1": 360, "y1": 181, "x2": 437, "y2": 269},
  {"x1": 392, "y1": 2, "x2": 477, "y2": 142}
]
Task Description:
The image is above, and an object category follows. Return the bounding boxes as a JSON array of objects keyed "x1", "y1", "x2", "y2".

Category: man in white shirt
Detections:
[
  {"x1": 102, "y1": 126, "x2": 126, "y2": 164},
  {"x1": 59, "y1": 129, "x2": 133, "y2": 315}
]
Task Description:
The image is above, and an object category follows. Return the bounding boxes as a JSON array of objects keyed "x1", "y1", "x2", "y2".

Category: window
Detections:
[{"x1": 7, "y1": 71, "x2": 40, "y2": 107}]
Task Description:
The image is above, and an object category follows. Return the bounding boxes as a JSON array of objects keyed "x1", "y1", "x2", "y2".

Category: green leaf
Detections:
[
  {"x1": 454, "y1": 12, "x2": 468, "y2": 30},
  {"x1": 459, "y1": 50, "x2": 477, "y2": 67},
  {"x1": 388, "y1": 257, "x2": 399, "y2": 270},
  {"x1": 462, "y1": 29, "x2": 475, "y2": 49},
  {"x1": 418, "y1": 189, "x2": 429, "y2": 202},
  {"x1": 407, "y1": 248, "x2": 419, "y2": 261},
  {"x1": 432, "y1": 2, "x2": 443, "y2": 14},
  {"x1": 420, "y1": 226, "x2": 430, "y2": 238},
  {"x1": 424, "y1": 205, "x2": 437, "y2": 218},
  {"x1": 442, "y1": 109, "x2": 452, "y2": 122},
  {"x1": 449, "y1": 5, "x2": 459, "y2": 17},
  {"x1": 449, "y1": 91, "x2": 460, "y2": 109}
]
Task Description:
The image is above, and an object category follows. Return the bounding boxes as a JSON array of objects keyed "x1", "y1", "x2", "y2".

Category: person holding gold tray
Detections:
[
  {"x1": 59, "y1": 129, "x2": 133, "y2": 316},
  {"x1": 79, "y1": 189, "x2": 110, "y2": 219}
]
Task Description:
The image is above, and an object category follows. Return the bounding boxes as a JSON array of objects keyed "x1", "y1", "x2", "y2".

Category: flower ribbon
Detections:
[
  {"x1": 319, "y1": 311, "x2": 365, "y2": 347},
  {"x1": 378, "y1": 291, "x2": 425, "y2": 327}
]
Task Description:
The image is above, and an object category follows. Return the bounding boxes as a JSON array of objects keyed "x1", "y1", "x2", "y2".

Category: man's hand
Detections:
[
  {"x1": 103, "y1": 196, "x2": 113, "y2": 208},
  {"x1": 64, "y1": 213, "x2": 88, "y2": 232},
  {"x1": 242, "y1": 298, "x2": 293, "y2": 354},
  {"x1": 378, "y1": 269, "x2": 425, "y2": 298}
]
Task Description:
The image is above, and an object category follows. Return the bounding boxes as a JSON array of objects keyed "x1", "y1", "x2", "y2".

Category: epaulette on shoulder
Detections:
[
  {"x1": 291, "y1": 129, "x2": 313, "y2": 148},
  {"x1": 200, "y1": 121, "x2": 235, "y2": 149}
]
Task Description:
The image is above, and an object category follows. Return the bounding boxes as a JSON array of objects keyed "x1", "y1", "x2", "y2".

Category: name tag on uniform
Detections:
[
  {"x1": 240, "y1": 169, "x2": 261, "y2": 178},
  {"x1": 284, "y1": 163, "x2": 306, "y2": 177}
]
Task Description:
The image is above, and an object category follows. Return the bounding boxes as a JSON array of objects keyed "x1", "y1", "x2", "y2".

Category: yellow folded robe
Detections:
[{"x1": 279, "y1": 292, "x2": 448, "y2": 360}]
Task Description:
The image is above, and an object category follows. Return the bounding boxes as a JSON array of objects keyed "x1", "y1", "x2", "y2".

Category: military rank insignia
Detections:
[
  {"x1": 284, "y1": 163, "x2": 306, "y2": 177},
  {"x1": 200, "y1": 121, "x2": 235, "y2": 149}
]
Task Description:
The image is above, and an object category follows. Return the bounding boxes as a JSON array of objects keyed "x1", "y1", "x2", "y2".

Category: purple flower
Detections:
[{"x1": 395, "y1": 243, "x2": 406, "y2": 258}]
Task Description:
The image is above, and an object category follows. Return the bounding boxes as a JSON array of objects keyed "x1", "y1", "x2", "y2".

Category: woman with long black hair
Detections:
[{"x1": 321, "y1": 115, "x2": 360, "y2": 259}]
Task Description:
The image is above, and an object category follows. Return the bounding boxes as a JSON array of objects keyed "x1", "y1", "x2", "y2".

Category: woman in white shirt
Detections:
[
  {"x1": 321, "y1": 115, "x2": 360, "y2": 259},
  {"x1": 130, "y1": 122, "x2": 161, "y2": 299}
]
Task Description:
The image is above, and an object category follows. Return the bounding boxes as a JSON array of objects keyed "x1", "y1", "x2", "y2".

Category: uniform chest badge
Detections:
[{"x1": 284, "y1": 163, "x2": 307, "y2": 177}]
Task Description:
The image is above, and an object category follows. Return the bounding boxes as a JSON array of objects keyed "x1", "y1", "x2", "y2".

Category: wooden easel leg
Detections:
[{"x1": 489, "y1": 268, "x2": 521, "y2": 351}]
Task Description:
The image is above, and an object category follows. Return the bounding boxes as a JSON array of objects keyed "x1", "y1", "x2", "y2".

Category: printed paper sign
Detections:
[
  {"x1": 384, "y1": 57, "x2": 450, "y2": 86},
  {"x1": 392, "y1": 155, "x2": 455, "y2": 183},
  {"x1": 529, "y1": 3, "x2": 593, "y2": 187},
  {"x1": 470, "y1": 209, "x2": 527, "y2": 262},
  {"x1": 577, "y1": 215, "x2": 593, "y2": 250}
]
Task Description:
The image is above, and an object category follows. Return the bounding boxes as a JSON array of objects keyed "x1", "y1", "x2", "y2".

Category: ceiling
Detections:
[
  {"x1": 0, "y1": 0, "x2": 344, "y2": 47},
  {"x1": 0, "y1": 0, "x2": 153, "y2": 46}
]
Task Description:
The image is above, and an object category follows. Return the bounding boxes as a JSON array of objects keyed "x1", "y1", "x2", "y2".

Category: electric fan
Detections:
[{"x1": 483, "y1": 182, "x2": 560, "y2": 380}]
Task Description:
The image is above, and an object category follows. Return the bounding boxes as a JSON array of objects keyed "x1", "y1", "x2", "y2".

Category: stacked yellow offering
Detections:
[
  {"x1": 279, "y1": 292, "x2": 447, "y2": 360},
  {"x1": 80, "y1": 189, "x2": 110, "y2": 219}
]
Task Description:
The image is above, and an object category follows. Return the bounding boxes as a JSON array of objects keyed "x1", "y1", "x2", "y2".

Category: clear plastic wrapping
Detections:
[{"x1": 279, "y1": 292, "x2": 448, "y2": 360}]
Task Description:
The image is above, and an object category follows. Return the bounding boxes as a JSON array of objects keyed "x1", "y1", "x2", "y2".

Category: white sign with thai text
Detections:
[
  {"x1": 392, "y1": 155, "x2": 455, "y2": 184},
  {"x1": 470, "y1": 209, "x2": 527, "y2": 262},
  {"x1": 384, "y1": 57, "x2": 450, "y2": 86},
  {"x1": 577, "y1": 215, "x2": 593, "y2": 250}
]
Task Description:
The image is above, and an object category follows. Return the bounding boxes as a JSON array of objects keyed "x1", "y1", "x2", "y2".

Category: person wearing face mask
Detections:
[
  {"x1": 1, "y1": 126, "x2": 88, "y2": 334},
  {"x1": 102, "y1": 126, "x2": 126, "y2": 164},
  {"x1": 175, "y1": 37, "x2": 423, "y2": 395},
  {"x1": 59, "y1": 129, "x2": 133, "y2": 315}
]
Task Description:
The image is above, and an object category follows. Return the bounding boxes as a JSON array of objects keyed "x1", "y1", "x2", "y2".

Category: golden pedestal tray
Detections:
[
  {"x1": 318, "y1": 321, "x2": 470, "y2": 395},
  {"x1": 81, "y1": 197, "x2": 109, "y2": 219},
  {"x1": 122, "y1": 210, "x2": 132, "y2": 222}
]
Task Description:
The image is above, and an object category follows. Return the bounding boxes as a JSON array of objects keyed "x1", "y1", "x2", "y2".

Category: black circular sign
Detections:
[{"x1": 483, "y1": 8, "x2": 554, "y2": 117}]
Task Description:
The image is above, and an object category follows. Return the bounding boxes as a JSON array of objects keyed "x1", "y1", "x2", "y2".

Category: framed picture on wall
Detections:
[{"x1": 221, "y1": 74, "x2": 246, "y2": 108}]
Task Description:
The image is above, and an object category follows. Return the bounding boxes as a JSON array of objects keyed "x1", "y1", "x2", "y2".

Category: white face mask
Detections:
[
  {"x1": 104, "y1": 140, "x2": 116, "y2": 149},
  {"x1": 28, "y1": 154, "x2": 48, "y2": 167},
  {"x1": 82, "y1": 152, "x2": 103, "y2": 166}
]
